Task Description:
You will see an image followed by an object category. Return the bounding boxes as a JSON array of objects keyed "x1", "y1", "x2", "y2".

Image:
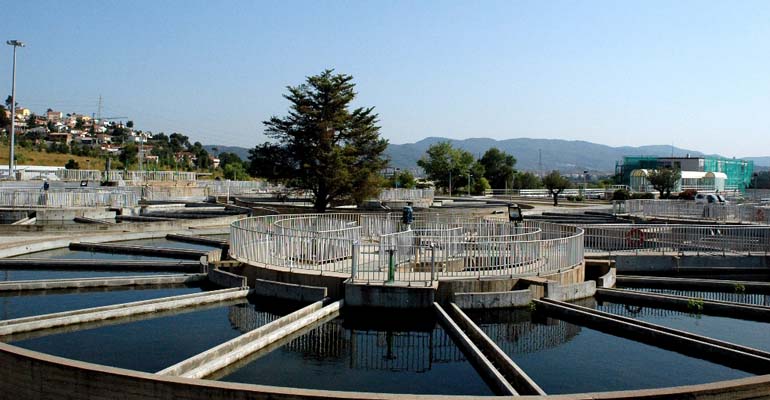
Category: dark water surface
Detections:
[
  {"x1": 10, "y1": 297, "x2": 296, "y2": 373},
  {"x1": 116, "y1": 238, "x2": 222, "y2": 252},
  {"x1": 10, "y1": 237, "x2": 221, "y2": 260},
  {"x1": 12, "y1": 247, "x2": 180, "y2": 261},
  {"x1": 219, "y1": 311, "x2": 494, "y2": 396},
  {"x1": 0, "y1": 285, "x2": 202, "y2": 320},
  {"x1": 466, "y1": 308, "x2": 751, "y2": 394},
  {"x1": 597, "y1": 301, "x2": 770, "y2": 352},
  {"x1": 618, "y1": 287, "x2": 770, "y2": 307},
  {"x1": 0, "y1": 269, "x2": 163, "y2": 281}
]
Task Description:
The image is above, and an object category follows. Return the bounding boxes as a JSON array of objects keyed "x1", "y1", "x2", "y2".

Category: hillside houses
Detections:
[{"x1": 1, "y1": 102, "x2": 219, "y2": 171}]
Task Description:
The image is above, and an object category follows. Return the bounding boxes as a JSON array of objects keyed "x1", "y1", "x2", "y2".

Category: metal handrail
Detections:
[
  {"x1": 622, "y1": 199, "x2": 770, "y2": 224},
  {"x1": 579, "y1": 223, "x2": 770, "y2": 255},
  {"x1": 230, "y1": 213, "x2": 584, "y2": 285}
]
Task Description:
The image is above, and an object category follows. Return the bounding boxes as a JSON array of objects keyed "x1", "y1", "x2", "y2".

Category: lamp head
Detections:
[{"x1": 6, "y1": 40, "x2": 25, "y2": 47}]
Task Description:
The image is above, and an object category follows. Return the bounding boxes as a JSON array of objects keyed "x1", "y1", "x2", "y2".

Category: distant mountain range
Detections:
[{"x1": 206, "y1": 138, "x2": 770, "y2": 174}]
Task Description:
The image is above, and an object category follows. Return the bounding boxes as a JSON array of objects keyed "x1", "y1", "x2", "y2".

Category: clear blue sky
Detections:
[{"x1": 2, "y1": 0, "x2": 769, "y2": 156}]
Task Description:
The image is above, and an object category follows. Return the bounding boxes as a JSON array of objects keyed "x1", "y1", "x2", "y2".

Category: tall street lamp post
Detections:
[
  {"x1": 467, "y1": 173, "x2": 472, "y2": 196},
  {"x1": 6, "y1": 40, "x2": 25, "y2": 180}
]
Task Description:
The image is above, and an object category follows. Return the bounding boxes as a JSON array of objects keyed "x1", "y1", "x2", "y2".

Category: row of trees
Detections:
[{"x1": 416, "y1": 142, "x2": 561, "y2": 195}]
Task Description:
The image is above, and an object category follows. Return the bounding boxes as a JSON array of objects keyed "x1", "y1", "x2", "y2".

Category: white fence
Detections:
[
  {"x1": 378, "y1": 189, "x2": 435, "y2": 202},
  {"x1": 54, "y1": 169, "x2": 103, "y2": 181},
  {"x1": 486, "y1": 188, "x2": 607, "y2": 198},
  {"x1": 581, "y1": 224, "x2": 770, "y2": 255},
  {"x1": 54, "y1": 170, "x2": 200, "y2": 183},
  {"x1": 141, "y1": 186, "x2": 209, "y2": 201},
  {"x1": 0, "y1": 189, "x2": 138, "y2": 208},
  {"x1": 196, "y1": 180, "x2": 276, "y2": 196},
  {"x1": 230, "y1": 213, "x2": 584, "y2": 285},
  {"x1": 622, "y1": 199, "x2": 770, "y2": 224}
]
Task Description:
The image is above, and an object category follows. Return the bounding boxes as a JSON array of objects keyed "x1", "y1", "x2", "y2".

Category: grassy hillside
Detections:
[{"x1": 0, "y1": 144, "x2": 106, "y2": 170}]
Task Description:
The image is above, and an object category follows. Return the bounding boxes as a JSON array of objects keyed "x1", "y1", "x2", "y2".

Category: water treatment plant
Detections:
[{"x1": 1, "y1": 181, "x2": 770, "y2": 399}]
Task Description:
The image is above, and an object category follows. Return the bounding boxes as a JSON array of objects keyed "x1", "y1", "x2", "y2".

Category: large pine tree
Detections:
[{"x1": 249, "y1": 70, "x2": 389, "y2": 212}]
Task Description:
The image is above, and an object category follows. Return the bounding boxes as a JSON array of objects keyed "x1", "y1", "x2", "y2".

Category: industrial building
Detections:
[{"x1": 616, "y1": 156, "x2": 754, "y2": 193}]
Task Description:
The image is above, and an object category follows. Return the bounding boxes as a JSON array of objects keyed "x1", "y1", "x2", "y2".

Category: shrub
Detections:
[
  {"x1": 631, "y1": 192, "x2": 655, "y2": 199},
  {"x1": 612, "y1": 189, "x2": 630, "y2": 200},
  {"x1": 678, "y1": 189, "x2": 698, "y2": 200},
  {"x1": 687, "y1": 298, "x2": 704, "y2": 313}
]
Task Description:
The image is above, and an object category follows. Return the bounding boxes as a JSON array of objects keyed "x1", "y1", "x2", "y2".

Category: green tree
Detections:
[
  {"x1": 75, "y1": 117, "x2": 85, "y2": 130},
  {"x1": 190, "y1": 141, "x2": 211, "y2": 169},
  {"x1": 169, "y1": 133, "x2": 190, "y2": 153},
  {"x1": 223, "y1": 162, "x2": 249, "y2": 180},
  {"x1": 417, "y1": 141, "x2": 474, "y2": 194},
  {"x1": 248, "y1": 70, "x2": 389, "y2": 212},
  {"x1": 26, "y1": 113, "x2": 38, "y2": 128},
  {"x1": 390, "y1": 169, "x2": 416, "y2": 189},
  {"x1": 24, "y1": 129, "x2": 47, "y2": 142},
  {"x1": 647, "y1": 168, "x2": 681, "y2": 198},
  {"x1": 126, "y1": 120, "x2": 134, "y2": 129},
  {"x1": 543, "y1": 170, "x2": 571, "y2": 206},
  {"x1": 218, "y1": 152, "x2": 243, "y2": 170},
  {"x1": 64, "y1": 159, "x2": 80, "y2": 169},
  {"x1": 479, "y1": 147, "x2": 516, "y2": 189},
  {"x1": 119, "y1": 143, "x2": 139, "y2": 169},
  {"x1": 473, "y1": 176, "x2": 491, "y2": 195},
  {"x1": 514, "y1": 171, "x2": 542, "y2": 189},
  {"x1": 5, "y1": 95, "x2": 16, "y2": 109},
  {"x1": 0, "y1": 105, "x2": 10, "y2": 131}
]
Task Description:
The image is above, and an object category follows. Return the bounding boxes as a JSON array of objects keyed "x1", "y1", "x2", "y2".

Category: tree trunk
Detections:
[
  {"x1": 552, "y1": 192, "x2": 558, "y2": 207},
  {"x1": 313, "y1": 190, "x2": 328, "y2": 213}
]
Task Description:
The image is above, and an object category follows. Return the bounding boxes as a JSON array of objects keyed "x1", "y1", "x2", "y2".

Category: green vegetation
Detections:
[
  {"x1": 0, "y1": 105, "x2": 11, "y2": 130},
  {"x1": 478, "y1": 147, "x2": 516, "y2": 189},
  {"x1": 248, "y1": 70, "x2": 388, "y2": 212},
  {"x1": 734, "y1": 283, "x2": 746, "y2": 294},
  {"x1": 64, "y1": 159, "x2": 80, "y2": 169},
  {"x1": 647, "y1": 168, "x2": 681, "y2": 199},
  {"x1": 389, "y1": 169, "x2": 416, "y2": 189},
  {"x1": 418, "y1": 142, "x2": 518, "y2": 195},
  {"x1": 543, "y1": 170, "x2": 571, "y2": 206},
  {"x1": 686, "y1": 298, "x2": 704, "y2": 313},
  {"x1": 513, "y1": 171, "x2": 542, "y2": 189},
  {"x1": 0, "y1": 141, "x2": 106, "y2": 169},
  {"x1": 612, "y1": 188, "x2": 630, "y2": 200},
  {"x1": 418, "y1": 141, "x2": 476, "y2": 193}
]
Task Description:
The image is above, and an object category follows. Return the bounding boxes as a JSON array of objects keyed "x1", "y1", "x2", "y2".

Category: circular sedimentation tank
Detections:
[{"x1": 0, "y1": 212, "x2": 768, "y2": 399}]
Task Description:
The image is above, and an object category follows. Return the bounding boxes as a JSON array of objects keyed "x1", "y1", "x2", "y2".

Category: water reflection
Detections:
[
  {"x1": 623, "y1": 287, "x2": 770, "y2": 306},
  {"x1": 219, "y1": 309, "x2": 493, "y2": 395}
]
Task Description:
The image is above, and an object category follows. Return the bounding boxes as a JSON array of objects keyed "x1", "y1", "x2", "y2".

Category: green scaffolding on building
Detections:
[{"x1": 616, "y1": 156, "x2": 754, "y2": 192}]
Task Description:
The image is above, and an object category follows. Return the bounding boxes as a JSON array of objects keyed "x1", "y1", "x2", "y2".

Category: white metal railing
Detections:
[
  {"x1": 0, "y1": 189, "x2": 138, "y2": 208},
  {"x1": 142, "y1": 186, "x2": 209, "y2": 201},
  {"x1": 54, "y1": 169, "x2": 103, "y2": 181},
  {"x1": 378, "y1": 188, "x2": 435, "y2": 202},
  {"x1": 123, "y1": 170, "x2": 198, "y2": 182},
  {"x1": 230, "y1": 213, "x2": 584, "y2": 285},
  {"x1": 56, "y1": 170, "x2": 199, "y2": 182},
  {"x1": 486, "y1": 188, "x2": 607, "y2": 197},
  {"x1": 196, "y1": 180, "x2": 276, "y2": 196},
  {"x1": 623, "y1": 199, "x2": 770, "y2": 224},
  {"x1": 581, "y1": 224, "x2": 770, "y2": 255}
]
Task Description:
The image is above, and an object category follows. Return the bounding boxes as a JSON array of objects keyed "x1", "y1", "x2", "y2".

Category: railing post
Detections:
[
  {"x1": 387, "y1": 247, "x2": 396, "y2": 283},
  {"x1": 430, "y1": 243, "x2": 436, "y2": 285},
  {"x1": 351, "y1": 241, "x2": 359, "y2": 282}
]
